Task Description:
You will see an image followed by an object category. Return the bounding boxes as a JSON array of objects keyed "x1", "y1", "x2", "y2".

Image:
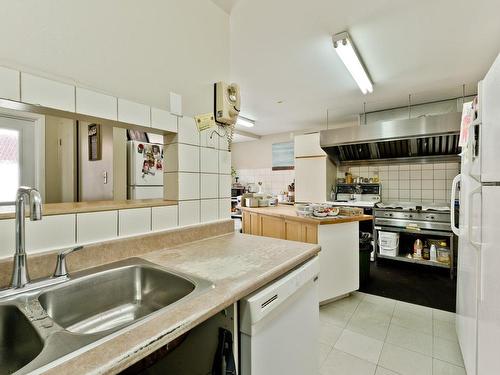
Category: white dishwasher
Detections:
[{"x1": 239, "y1": 257, "x2": 320, "y2": 375}]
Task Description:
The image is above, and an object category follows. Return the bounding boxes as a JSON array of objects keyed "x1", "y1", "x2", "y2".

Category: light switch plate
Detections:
[{"x1": 170, "y1": 92, "x2": 182, "y2": 116}]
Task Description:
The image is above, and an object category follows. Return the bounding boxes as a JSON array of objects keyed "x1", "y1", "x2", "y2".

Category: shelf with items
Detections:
[{"x1": 375, "y1": 227, "x2": 455, "y2": 278}]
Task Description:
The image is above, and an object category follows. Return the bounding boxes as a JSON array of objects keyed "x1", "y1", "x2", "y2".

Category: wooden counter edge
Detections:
[
  {"x1": 0, "y1": 199, "x2": 178, "y2": 220},
  {"x1": 240, "y1": 206, "x2": 373, "y2": 225}
]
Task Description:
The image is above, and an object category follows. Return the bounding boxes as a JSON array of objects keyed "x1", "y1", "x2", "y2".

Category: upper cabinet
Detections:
[
  {"x1": 21, "y1": 73, "x2": 75, "y2": 112},
  {"x1": 294, "y1": 133, "x2": 326, "y2": 158},
  {"x1": 0, "y1": 66, "x2": 20, "y2": 101},
  {"x1": 151, "y1": 107, "x2": 177, "y2": 132},
  {"x1": 117, "y1": 98, "x2": 150, "y2": 127},
  {"x1": 76, "y1": 87, "x2": 117, "y2": 120}
]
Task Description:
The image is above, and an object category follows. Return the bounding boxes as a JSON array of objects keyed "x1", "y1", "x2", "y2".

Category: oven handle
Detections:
[{"x1": 450, "y1": 174, "x2": 461, "y2": 236}]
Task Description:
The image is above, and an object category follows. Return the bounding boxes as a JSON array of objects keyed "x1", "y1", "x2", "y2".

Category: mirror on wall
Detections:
[{"x1": 0, "y1": 107, "x2": 165, "y2": 206}]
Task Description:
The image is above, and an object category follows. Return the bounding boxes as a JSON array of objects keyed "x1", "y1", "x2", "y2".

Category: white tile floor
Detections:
[{"x1": 319, "y1": 292, "x2": 466, "y2": 375}]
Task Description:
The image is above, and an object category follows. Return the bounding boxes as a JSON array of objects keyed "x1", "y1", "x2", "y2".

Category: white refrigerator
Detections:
[
  {"x1": 127, "y1": 140, "x2": 164, "y2": 199},
  {"x1": 453, "y1": 52, "x2": 500, "y2": 375}
]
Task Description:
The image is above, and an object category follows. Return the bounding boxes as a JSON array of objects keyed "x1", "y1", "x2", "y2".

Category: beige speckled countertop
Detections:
[
  {"x1": 0, "y1": 199, "x2": 177, "y2": 220},
  {"x1": 38, "y1": 232, "x2": 320, "y2": 374},
  {"x1": 241, "y1": 205, "x2": 373, "y2": 225}
]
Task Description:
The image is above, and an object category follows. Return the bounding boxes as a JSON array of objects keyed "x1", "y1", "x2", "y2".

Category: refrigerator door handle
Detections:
[
  {"x1": 450, "y1": 174, "x2": 461, "y2": 236},
  {"x1": 468, "y1": 186, "x2": 482, "y2": 249}
]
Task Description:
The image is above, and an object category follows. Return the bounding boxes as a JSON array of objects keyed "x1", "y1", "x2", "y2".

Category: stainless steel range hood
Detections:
[{"x1": 320, "y1": 112, "x2": 461, "y2": 165}]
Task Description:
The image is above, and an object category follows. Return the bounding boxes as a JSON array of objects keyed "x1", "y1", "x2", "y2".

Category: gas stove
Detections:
[{"x1": 374, "y1": 202, "x2": 451, "y2": 231}]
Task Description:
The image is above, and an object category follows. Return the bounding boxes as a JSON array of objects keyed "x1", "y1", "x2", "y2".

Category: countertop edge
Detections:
[
  {"x1": 41, "y1": 233, "x2": 321, "y2": 375},
  {"x1": 241, "y1": 206, "x2": 373, "y2": 225}
]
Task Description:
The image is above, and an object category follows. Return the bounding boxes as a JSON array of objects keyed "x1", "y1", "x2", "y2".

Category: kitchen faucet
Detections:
[{"x1": 11, "y1": 186, "x2": 42, "y2": 288}]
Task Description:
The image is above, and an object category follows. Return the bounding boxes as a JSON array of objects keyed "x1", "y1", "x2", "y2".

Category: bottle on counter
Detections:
[
  {"x1": 413, "y1": 239, "x2": 423, "y2": 259},
  {"x1": 430, "y1": 244, "x2": 437, "y2": 261}
]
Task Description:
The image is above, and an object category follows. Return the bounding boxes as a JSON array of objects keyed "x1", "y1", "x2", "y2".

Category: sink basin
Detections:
[
  {"x1": 38, "y1": 263, "x2": 196, "y2": 334},
  {"x1": 0, "y1": 305, "x2": 43, "y2": 374}
]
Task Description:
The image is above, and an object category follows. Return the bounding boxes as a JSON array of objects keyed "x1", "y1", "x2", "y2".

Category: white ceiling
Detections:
[
  {"x1": 230, "y1": 0, "x2": 500, "y2": 135},
  {"x1": 210, "y1": 0, "x2": 240, "y2": 14}
]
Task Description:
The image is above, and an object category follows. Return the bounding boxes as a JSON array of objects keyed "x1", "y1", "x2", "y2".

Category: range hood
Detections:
[{"x1": 320, "y1": 112, "x2": 461, "y2": 165}]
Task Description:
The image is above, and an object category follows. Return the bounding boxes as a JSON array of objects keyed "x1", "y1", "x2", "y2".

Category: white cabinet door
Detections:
[
  {"x1": 151, "y1": 107, "x2": 177, "y2": 132},
  {"x1": 0, "y1": 66, "x2": 20, "y2": 101},
  {"x1": 117, "y1": 98, "x2": 150, "y2": 127},
  {"x1": 318, "y1": 222, "x2": 359, "y2": 303},
  {"x1": 26, "y1": 214, "x2": 76, "y2": 253},
  {"x1": 294, "y1": 133, "x2": 325, "y2": 157},
  {"x1": 21, "y1": 73, "x2": 75, "y2": 112},
  {"x1": 119, "y1": 208, "x2": 151, "y2": 236},
  {"x1": 152, "y1": 205, "x2": 178, "y2": 231},
  {"x1": 76, "y1": 87, "x2": 117, "y2": 120},
  {"x1": 77, "y1": 211, "x2": 118, "y2": 244}
]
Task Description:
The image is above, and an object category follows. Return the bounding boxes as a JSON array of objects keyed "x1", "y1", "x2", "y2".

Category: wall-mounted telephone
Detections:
[{"x1": 214, "y1": 82, "x2": 240, "y2": 125}]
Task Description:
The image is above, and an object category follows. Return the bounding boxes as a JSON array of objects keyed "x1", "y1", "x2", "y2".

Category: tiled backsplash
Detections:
[
  {"x1": 336, "y1": 162, "x2": 460, "y2": 204},
  {"x1": 236, "y1": 168, "x2": 295, "y2": 195}
]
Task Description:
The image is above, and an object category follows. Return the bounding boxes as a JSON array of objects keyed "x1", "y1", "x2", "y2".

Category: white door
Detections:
[
  {"x1": 471, "y1": 53, "x2": 500, "y2": 183},
  {"x1": 0, "y1": 115, "x2": 38, "y2": 203},
  {"x1": 456, "y1": 170, "x2": 481, "y2": 375},
  {"x1": 477, "y1": 186, "x2": 500, "y2": 375}
]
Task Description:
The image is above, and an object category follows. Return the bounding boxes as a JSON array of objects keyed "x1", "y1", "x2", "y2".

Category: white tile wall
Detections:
[
  {"x1": 219, "y1": 175, "x2": 232, "y2": 198},
  {"x1": 218, "y1": 198, "x2": 231, "y2": 219},
  {"x1": 152, "y1": 206, "x2": 178, "y2": 231},
  {"x1": 337, "y1": 162, "x2": 459, "y2": 204},
  {"x1": 77, "y1": 211, "x2": 118, "y2": 244},
  {"x1": 201, "y1": 199, "x2": 219, "y2": 222},
  {"x1": 236, "y1": 168, "x2": 295, "y2": 195},
  {"x1": 201, "y1": 147, "x2": 219, "y2": 173},
  {"x1": 201, "y1": 173, "x2": 219, "y2": 199},
  {"x1": 118, "y1": 208, "x2": 151, "y2": 236},
  {"x1": 178, "y1": 200, "x2": 200, "y2": 226}
]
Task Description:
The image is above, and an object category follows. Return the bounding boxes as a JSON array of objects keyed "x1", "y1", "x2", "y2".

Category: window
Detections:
[
  {"x1": 0, "y1": 128, "x2": 20, "y2": 202},
  {"x1": 0, "y1": 114, "x2": 40, "y2": 204}
]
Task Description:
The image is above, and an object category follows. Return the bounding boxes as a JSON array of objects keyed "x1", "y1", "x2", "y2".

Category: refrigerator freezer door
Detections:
[
  {"x1": 471, "y1": 53, "x2": 500, "y2": 183},
  {"x1": 477, "y1": 186, "x2": 500, "y2": 375},
  {"x1": 128, "y1": 141, "x2": 164, "y2": 186},
  {"x1": 456, "y1": 171, "x2": 481, "y2": 375},
  {"x1": 128, "y1": 186, "x2": 164, "y2": 199}
]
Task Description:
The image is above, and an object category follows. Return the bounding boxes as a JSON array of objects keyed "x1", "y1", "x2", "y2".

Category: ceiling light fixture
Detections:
[
  {"x1": 332, "y1": 31, "x2": 373, "y2": 95},
  {"x1": 236, "y1": 116, "x2": 255, "y2": 128}
]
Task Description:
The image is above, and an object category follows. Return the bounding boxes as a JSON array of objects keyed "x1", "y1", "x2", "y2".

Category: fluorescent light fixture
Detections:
[
  {"x1": 333, "y1": 32, "x2": 373, "y2": 95},
  {"x1": 236, "y1": 116, "x2": 255, "y2": 128}
]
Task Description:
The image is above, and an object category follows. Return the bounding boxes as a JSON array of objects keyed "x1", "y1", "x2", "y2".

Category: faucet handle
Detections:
[{"x1": 53, "y1": 246, "x2": 83, "y2": 277}]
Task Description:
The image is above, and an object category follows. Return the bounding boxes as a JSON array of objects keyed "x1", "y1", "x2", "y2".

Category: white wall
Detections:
[
  {"x1": 231, "y1": 132, "x2": 294, "y2": 170},
  {"x1": 0, "y1": 0, "x2": 229, "y2": 117}
]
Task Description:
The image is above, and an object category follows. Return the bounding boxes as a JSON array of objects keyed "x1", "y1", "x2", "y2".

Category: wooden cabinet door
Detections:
[
  {"x1": 250, "y1": 212, "x2": 261, "y2": 236},
  {"x1": 242, "y1": 211, "x2": 251, "y2": 234},
  {"x1": 260, "y1": 215, "x2": 284, "y2": 239},
  {"x1": 284, "y1": 220, "x2": 302, "y2": 242},
  {"x1": 301, "y1": 223, "x2": 318, "y2": 244}
]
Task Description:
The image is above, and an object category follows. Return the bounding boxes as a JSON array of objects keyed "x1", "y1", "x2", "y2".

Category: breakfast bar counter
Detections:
[{"x1": 241, "y1": 204, "x2": 372, "y2": 304}]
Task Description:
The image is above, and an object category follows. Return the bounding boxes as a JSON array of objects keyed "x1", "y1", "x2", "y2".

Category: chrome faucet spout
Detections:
[{"x1": 11, "y1": 187, "x2": 43, "y2": 289}]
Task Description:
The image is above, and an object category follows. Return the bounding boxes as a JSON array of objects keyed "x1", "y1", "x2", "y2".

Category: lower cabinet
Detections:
[
  {"x1": 242, "y1": 211, "x2": 318, "y2": 244},
  {"x1": 242, "y1": 210, "x2": 359, "y2": 303}
]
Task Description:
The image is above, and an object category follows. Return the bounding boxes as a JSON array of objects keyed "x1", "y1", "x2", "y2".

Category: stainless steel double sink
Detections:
[{"x1": 0, "y1": 258, "x2": 212, "y2": 374}]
